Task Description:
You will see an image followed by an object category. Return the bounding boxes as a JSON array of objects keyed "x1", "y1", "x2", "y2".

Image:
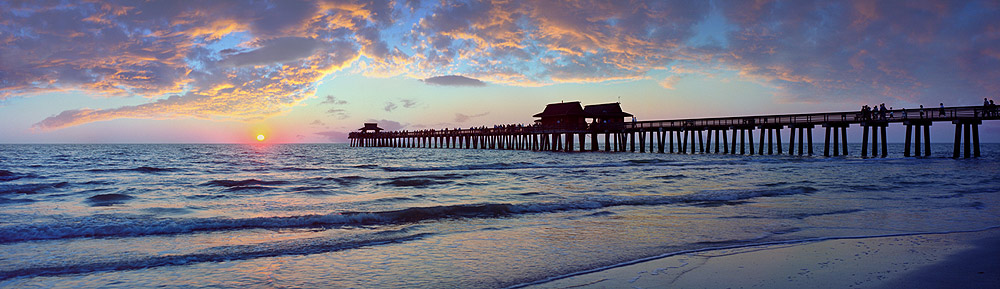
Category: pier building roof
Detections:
[
  {"x1": 358, "y1": 123, "x2": 383, "y2": 132},
  {"x1": 583, "y1": 103, "x2": 633, "y2": 118},
  {"x1": 533, "y1": 101, "x2": 587, "y2": 118}
]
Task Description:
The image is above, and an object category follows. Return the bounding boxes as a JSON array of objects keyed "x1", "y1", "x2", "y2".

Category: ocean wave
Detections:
[
  {"x1": 0, "y1": 181, "x2": 70, "y2": 195},
  {"x1": 0, "y1": 230, "x2": 430, "y2": 281},
  {"x1": 381, "y1": 179, "x2": 453, "y2": 187},
  {"x1": 309, "y1": 176, "x2": 368, "y2": 187},
  {"x1": 649, "y1": 174, "x2": 686, "y2": 180},
  {"x1": 0, "y1": 170, "x2": 30, "y2": 182},
  {"x1": 85, "y1": 166, "x2": 180, "y2": 173},
  {"x1": 380, "y1": 161, "x2": 654, "y2": 172},
  {"x1": 379, "y1": 174, "x2": 473, "y2": 187},
  {"x1": 626, "y1": 159, "x2": 676, "y2": 164},
  {"x1": 0, "y1": 186, "x2": 817, "y2": 243},
  {"x1": 201, "y1": 179, "x2": 290, "y2": 187},
  {"x1": 222, "y1": 185, "x2": 276, "y2": 192},
  {"x1": 85, "y1": 193, "x2": 135, "y2": 206},
  {"x1": 0, "y1": 197, "x2": 35, "y2": 205},
  {"x1": 278, "y1": 166, "x2": 326, "y2": 172},
  {"x1": 380, "y1": 158, "x2": 725, "y2": 173}
]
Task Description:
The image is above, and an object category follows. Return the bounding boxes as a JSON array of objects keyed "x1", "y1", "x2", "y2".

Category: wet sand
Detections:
[{"x1": 522, "y1": 228, "x2": 1000, "y2": 289}]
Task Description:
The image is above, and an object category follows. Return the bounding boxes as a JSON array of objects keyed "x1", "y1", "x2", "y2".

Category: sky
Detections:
[{"x1": 1, "y1": 0, "x2": 999, "y2": 143}]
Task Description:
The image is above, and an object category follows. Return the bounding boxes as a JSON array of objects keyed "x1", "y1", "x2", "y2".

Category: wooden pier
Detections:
[{"x1": 349, "y1": 103, "x2": 998, "y2": 158}]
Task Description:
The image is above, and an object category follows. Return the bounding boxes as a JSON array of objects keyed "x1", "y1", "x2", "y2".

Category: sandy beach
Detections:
[{"x1": 523, "y1": 228, "x2": 1000, "y2": 289}]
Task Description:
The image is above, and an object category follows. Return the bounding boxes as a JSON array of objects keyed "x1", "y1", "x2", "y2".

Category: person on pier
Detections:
[{"x1": 939, "y1": 103, "x2": 946, "y2": 116}]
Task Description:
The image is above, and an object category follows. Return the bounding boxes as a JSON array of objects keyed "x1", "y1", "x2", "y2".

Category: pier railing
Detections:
[{"x1": 625, "y1": 105, "x2": 993, "y2": 130}]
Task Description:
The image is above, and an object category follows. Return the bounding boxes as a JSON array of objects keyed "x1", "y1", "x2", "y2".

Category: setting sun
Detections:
[{"x1": 256, "y1": 134, "x2": 265, "y2": 141}]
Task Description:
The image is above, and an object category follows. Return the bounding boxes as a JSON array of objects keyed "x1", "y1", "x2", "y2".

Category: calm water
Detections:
[{"x1": 1, "y1": 143, "x2": 999, "y2": 288}]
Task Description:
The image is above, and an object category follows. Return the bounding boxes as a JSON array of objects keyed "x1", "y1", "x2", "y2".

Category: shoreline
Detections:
[{"x1": 518, "y1": 227, "x2": 1000, "y2": 289}]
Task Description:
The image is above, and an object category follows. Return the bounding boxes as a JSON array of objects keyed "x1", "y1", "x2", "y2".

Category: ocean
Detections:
[{"x1": 1, "y1": 143, "x2": 999, "y2": 288}]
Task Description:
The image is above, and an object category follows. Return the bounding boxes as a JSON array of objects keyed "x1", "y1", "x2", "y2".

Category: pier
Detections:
[{"x1": 349, "y1": 102, "x2": 998, "y2": 158}]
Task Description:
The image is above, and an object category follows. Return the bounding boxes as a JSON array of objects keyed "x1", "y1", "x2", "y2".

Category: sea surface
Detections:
[{"x1": 1, "y1": 143, "x2": 999, "y2": 288}]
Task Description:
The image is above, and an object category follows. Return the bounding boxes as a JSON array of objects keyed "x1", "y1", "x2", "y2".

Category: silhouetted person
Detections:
[
  {"x1": 939, "y1": 103, "x2": 945, "y2": 116},
  {"x1": 920, "y1": 105, "x2": 924, "y2": 118}
]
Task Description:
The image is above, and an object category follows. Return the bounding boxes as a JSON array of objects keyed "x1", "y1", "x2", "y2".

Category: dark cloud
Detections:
[
  {"x1": 309, "y1": 119, "x2": 325, "y2": 126},
  {"x1": 420, "y1": 75, "x2": 487, "y2": 87},
  {"x1": 715, "y1": 0, "x2": 1000, "y2": 104},
  {"x1": 220, "y1": 37, "x2": 323, "y2": 67}
]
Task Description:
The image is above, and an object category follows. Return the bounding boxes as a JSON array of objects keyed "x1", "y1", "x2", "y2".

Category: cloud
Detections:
[
  {"x1": 383, "y1": 102, "x2": 398, "y2": 112},
  {"x1": 420, "y1": 75, "x2": 487, "y2": 87},
  {"x1": 365, "y1": 119, "x2": 405, "y2": 131},
  {"x1": 321, "y1": 95, "x2": 350, "y2": 119},
  {"x1": 321, "y1": 95, "x2": 348, "y2": 105},
  {"x1": 309, "y1": 119, "x2": 325, "y2": 126},
  {"x1": 219, "y1": 37, "x2": 323, "y2": 67},
  {"x1": 714, "y1": 0, "x2": 1000, "y2": 104},
  {"x1": 5, "y1": 0, "x2": 379, "y2": 129},
  {"x1": 658, "y1": 75, "x2": 682, "y2": 90},
  {"x1": 5, "y1": 0, "x2": 1000, "y2": 131},
  {"x1": 454, "y1": 112, "x2": 489, "y2": 123},
  {"x1": 315, "y1": 130, "x2": 349, "y2": 142},
  {"x1": 326, "y1": 108, "x2": 349, "y2": 120}
]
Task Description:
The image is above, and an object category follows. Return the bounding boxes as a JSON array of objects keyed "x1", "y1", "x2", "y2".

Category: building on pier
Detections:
[
  {"x1": 584, "y1": 102, "x2": 633, "y2": 126},
  {"x1": 533, "y1": 101, "x2": 589, "y2": 129},
  {"x1": 359, "y1": 123, "x2": 383, "y2": 133}
]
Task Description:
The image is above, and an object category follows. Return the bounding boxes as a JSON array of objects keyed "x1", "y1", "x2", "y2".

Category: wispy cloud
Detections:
[
  {"x1": 321, "y1": 95, "x2": 348, "y2": 105},
  {"x1": 454, "y1": 112, "x2": 490, "y2": 123},
  {"x1": 383, "y1": 102, "x2": 398, "y2": 112},
  {"x1": 321, "y1": 95, "x2": 350, "y2": 119},
  {"x1": 326, "y1": 108, "x2": 349, "y2": 120}
]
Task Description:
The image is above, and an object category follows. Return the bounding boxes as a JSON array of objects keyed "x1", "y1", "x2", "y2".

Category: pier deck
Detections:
[{"x1": 349, "y1": 105, "x2": 998, "y2": 158}]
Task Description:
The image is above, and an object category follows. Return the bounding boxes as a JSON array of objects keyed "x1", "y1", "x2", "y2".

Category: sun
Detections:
[{"x1": 256, "y1": 134, "x2": 265, "y2": 141}]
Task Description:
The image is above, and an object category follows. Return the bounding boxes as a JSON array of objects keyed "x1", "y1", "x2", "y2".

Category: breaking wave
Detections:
[
  {"x1": 0, "y1": 186, "x2": 816, "y2": 243},
  {"x1": 0, "y1": 230, "x2": 430, "y2": 281}
]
